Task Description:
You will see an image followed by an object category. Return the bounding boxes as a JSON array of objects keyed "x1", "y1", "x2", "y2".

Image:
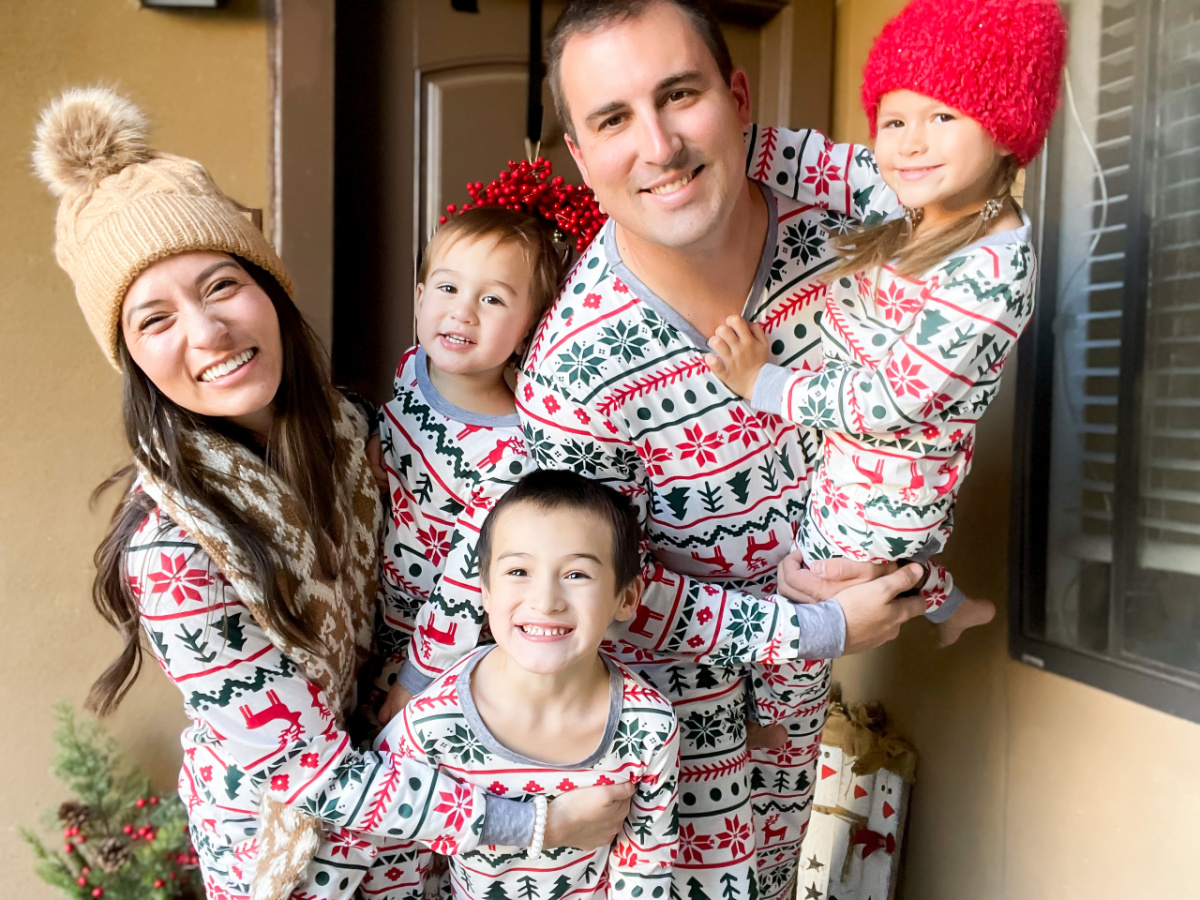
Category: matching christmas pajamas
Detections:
[
  {"x1": 516, "y1": 124, "x2": 897, "y2": 900},
  {"x1": 364, "y1": 344, "x2": 537, "y2": 899},
  {"x1": 748, "y1": 128, "x2": 1037, "y2": 619},
  {"x1": 374, "y1": 345, "x2": 536, "y2": 698},
  {"x1": 127, "y1": 509, "x2": 496, "y2": 900},
  {"x1": 131, "y1": 122, "x2": 1020, "y2": 900},
  {"x1": 366, "y1": 648, "x2": 679, "y2": 900}
]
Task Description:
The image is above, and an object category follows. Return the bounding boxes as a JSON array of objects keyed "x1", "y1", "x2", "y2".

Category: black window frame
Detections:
[{"x1": 1009, "y1": 0, "x2": 1200, "y2": 723}]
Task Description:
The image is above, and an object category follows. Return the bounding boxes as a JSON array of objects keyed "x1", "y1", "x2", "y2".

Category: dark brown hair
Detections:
[
  {"x1": 87, "y1": 257, "x2": 339, "y2": 715},
  {"x1": 828, "y1": 155, "x2": 1022, "y2": 280},
  {"x1": 421, "y1": 206, "x2": 569, "y2": 321},
  {"x1": 477, "y1": 469, "x2": 642, "y2": 590},
  {"x1": 546, "y1": 0, "x2": 733, "y2": 138}
]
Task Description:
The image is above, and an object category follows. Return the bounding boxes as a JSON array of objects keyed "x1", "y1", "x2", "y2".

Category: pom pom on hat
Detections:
[
  {"x1": 33, "y1": 87, "x2": 152, "y2": 197},
  {"x1": 861, "y1": 0, "x2": 1068, "y2": 166}
]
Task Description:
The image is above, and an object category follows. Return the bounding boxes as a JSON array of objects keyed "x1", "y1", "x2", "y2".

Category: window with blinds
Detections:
[{"x1": 1012, "y1": 0, "x2": 1200, "y2": 720}]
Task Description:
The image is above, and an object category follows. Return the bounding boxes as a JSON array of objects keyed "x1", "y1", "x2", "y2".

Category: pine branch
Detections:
[
  {"x1": 20, "y1": 828, "x2": 85, "y2": 897},
  {"x1": 51, "y1": 704, "x2": 148, "y2": 828}
]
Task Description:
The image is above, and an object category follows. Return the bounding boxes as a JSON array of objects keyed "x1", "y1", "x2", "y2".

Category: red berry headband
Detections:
[{"x1": 439, "y1": 157, "x2": 607, "y2": 253}]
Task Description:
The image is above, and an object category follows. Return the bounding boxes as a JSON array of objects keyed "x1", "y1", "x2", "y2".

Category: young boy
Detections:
[
  {"x1": 371, "y1": 205, "x2": 567, "y2": 722},
  {"x1": 375, "y1": 469, "x2": 680, "y2": 900}
]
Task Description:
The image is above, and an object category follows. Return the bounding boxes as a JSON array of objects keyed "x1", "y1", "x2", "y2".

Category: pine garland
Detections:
[{"x1": 21, "y1": 704, "x2": 202, "y2": 900}]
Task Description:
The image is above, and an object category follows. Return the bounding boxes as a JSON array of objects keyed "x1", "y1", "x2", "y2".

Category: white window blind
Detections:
[{"x1": 1133, "y1": 0, "x2": 1200, "y2": 574}]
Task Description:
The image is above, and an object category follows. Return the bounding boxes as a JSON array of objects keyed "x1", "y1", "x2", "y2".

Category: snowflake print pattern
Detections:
[{"x1": 146, "y1": 552, "x2": 214, "y2": 605}]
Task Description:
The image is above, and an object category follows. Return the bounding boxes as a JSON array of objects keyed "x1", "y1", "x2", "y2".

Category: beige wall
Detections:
[
  {"x1": 0, "y1": 2, "x2": 270, "y2": 898},
  {"x1": 829, "y1": 2, "x2": 1200, "y2": 898}
]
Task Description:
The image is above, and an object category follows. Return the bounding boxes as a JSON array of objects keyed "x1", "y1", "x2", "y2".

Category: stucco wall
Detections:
[
  {"x1": 829, "y1": 2, "x2": 1200, "y2": 898},
  {"x1": 0, "y1": 2, "x2": 270, "y2": 897}
]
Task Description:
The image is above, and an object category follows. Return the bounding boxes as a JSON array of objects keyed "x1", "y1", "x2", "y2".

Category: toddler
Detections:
[
  {"x1": 374, "y1": 469, "x2": 679, "y2": 900},
  {"x1": 710, "y1": 0, "x2": 1067, "y2": 644},
  {"x1": 370, "y1": 204, "x2": 567, "y2": 723}
]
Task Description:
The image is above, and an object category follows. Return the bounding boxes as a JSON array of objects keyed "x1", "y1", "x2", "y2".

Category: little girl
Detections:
[{"x1": 708, "y1": 0, "x2": 1067, "y2": 644}]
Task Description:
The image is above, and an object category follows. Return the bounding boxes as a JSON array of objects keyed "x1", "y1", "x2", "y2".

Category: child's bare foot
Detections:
[{"x1": 937, "y1": 596, "x2": 996, "y2": 646}]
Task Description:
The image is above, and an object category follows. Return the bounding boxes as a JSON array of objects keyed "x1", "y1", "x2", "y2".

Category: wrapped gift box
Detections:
[{"x1": 799, "y1": 700, "x2": 916, "y2": 900}]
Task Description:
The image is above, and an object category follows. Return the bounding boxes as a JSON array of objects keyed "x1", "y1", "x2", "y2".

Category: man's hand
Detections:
[
  {"x1": 838, "y1": 563, "x2": 926, "y2": 655},
  {"x1": 705, "y1": 315, "x2": 769, "y2": 400},
  {"x1": 544, "y1": 781, "x2": 636, "y2": 849},
  {"x1": 777, "y1": 551, "x2": 897, "y2": 604},
  {"x1": 378, "y1": 683, "x2": 413, "y2": 727},
  {"x1": 366, "y1": 434, "x2": 389, "y2": 493}
]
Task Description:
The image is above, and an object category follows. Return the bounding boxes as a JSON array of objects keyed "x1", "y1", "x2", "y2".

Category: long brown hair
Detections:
[
  {"x1": 828, "y1": 154, "x2": 1021, "y2": 281},
  {"x1": 87, "y1": 257, "x2": 339, "y2": 715}
]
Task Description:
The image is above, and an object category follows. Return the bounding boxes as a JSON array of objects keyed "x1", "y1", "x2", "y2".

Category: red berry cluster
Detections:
[
  {"x1": 65, "y1": 795, "x2": 199, "y2": 898},
  {"x1": 439, "y1": 157, "x2": 607, "y2": 252}
]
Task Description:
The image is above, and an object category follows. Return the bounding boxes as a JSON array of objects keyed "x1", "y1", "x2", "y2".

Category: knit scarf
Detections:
[{"x1": 136, "y1": 395, "x2": 380, "y2": 900}]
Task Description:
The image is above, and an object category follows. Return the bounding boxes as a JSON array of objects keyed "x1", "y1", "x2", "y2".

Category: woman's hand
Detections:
[
  {"x1": 378, "y1": 683, "x2": 413, "y2": 727},
  {"x1": 366, "y1": 434, "x2": 388, "y2": 493},
  {"x1": 543, "y1": 781, "x2": 636, "y2": 849}
]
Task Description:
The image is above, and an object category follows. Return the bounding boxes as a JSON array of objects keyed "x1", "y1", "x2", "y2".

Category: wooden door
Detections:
[{"x1": 334, "y1": 0, "x2": 833, "y2": 400}]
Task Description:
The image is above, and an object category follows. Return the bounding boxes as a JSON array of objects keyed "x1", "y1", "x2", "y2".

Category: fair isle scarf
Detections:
[{"x1": 137, "y1": 395, "x2": 380, "y2": 900}]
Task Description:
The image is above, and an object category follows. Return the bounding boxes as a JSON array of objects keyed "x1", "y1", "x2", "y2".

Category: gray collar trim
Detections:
[
  {"x1": 414, "y1": 346, "x2": 521, "y2": 428},
  {"x1": 457, "y1": 647, "x2": 623, "y2": 769},
  {"x1": 602, "y1": 182, "x2": 779, "y2": 351}
]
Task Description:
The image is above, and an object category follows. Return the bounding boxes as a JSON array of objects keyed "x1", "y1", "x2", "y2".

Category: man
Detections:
[{"x1": 518, "y1": 2, "x2": 924, "y2": 899}]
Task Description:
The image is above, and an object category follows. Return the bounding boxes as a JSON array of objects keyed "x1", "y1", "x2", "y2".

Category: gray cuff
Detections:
[
  {"x1": 480, "y1": 795, "x2": 535, "y2": 848},
  {"x1": 750, "y1": 364, "x2": 791, "y2": 414},
  {"x1": 398, "y1": 658, "x2": 434, "y2": 696},
  {"x1": 793, "y1": 597, "x2": 847, "y2": 659},
  {"x1": 926, "y1": 584, "x2": 966, "y2": 623}
]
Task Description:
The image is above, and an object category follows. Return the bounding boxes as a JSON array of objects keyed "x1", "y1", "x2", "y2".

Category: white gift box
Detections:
[{"x1": 798, "y1": 701, "x2": 915, "y2": 900}]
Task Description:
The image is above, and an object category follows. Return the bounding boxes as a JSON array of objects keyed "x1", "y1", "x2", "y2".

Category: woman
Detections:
[{"x1": 34, "y1": 87, "x2": 632, "y2": 900}]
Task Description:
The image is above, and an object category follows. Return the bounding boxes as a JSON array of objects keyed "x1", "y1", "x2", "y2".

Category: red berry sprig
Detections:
[{"x1": 439, "y1": 157, "x2": 607, "y2": 252}]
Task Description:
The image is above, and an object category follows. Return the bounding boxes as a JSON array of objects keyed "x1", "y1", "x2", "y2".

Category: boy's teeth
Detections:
[
  {"x1": 443, "y1": 335, "x2": 472, "y2": 344},
  {"x1": 650, "y1": 172, "x2": 693, "y2": 195},
  {"x1": 521, "y1": 624, "x2": 570, "y2": 636},
  {"x1": 200, "y1": 349, "x2": 255, "y2": 382}
]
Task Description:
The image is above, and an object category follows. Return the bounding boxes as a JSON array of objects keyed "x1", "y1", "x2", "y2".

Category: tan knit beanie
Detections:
[{"x1": 33, "y1": 87, "x2": 294, "y2": 369}]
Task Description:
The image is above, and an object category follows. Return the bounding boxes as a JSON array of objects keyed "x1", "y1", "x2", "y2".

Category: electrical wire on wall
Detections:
[{"x1": 1053, "y1": 63, "x2": 1112, "y2": 436}]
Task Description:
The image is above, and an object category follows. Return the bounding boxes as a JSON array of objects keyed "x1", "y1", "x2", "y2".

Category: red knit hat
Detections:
[{"x1": 862, "y1": 0, "x2": 1068, "y2": 167}]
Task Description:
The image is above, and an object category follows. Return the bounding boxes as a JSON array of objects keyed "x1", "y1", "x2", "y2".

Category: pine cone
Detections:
[
  {"x1": 96, "y1": 836, "x2": 132, "y2": 873},
  {"x1": 56, "y1": 801, "x2": 91, "y2": 829}
]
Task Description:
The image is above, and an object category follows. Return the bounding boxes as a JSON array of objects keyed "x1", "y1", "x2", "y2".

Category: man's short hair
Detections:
[
  {"x1": 546, "y1": 0, "x2": 734, "y2": 139},
  {"x1": 477, "y1": 469, "x2": 642, "y2": 589}
]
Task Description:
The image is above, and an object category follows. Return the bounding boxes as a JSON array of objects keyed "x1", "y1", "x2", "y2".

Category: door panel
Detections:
[{"x1": 419, "y1": 61, "x2": 577, "y2": 253}]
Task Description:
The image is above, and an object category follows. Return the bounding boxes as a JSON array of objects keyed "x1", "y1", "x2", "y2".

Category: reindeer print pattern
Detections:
[
  {"x1": 749, "y1": 127, "x2": 1038, "y2": 619},
  {"x1": 128, "y1": 515, "x2": 490, "y2": 899},
  {"x1": 518, "y1": 127, "x2": 896, "y2": 900},
  {"x1": 376, "y1": 346, "x2": 536, "y2": 696}
]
